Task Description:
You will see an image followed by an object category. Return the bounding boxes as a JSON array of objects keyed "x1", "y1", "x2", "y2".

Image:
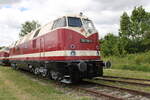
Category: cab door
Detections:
[{"x1": 40, "y1": 38, "x2": 45, "y2": 59}]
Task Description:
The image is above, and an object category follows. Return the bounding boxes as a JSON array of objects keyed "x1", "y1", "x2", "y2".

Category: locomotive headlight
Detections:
[
  {"x1": 70, "y1": 44, "x2": 76, "y2": 49},
  {"x1": 96, "y1": 45, "x2": 99, "y2": 50},
  {"x1": 70, "y1": 50, "x2": 76, "y2": 56}
]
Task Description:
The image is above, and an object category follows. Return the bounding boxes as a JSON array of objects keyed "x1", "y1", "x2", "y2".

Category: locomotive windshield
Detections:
[
  {"x1": 68, "y1": 17, "x2": 82, "y2": 27},
  {"x1": 82, "y1": 19, "x2": 96, "y2": 33},
  {"x1": 52, "y1": 17, "x2": 66, "y2": 29}
]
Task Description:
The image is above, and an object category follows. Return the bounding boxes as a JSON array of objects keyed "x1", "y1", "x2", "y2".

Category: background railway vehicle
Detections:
[
  {"x1": 0, "y1": 47, "x2": 10, "y2": 66},
  {"x1": 9, "y1": 13, "x2": 108, "y2": 83}
]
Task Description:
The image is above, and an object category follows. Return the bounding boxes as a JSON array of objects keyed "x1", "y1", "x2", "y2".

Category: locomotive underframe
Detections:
[
  {"x1": 0, "y1": 59, "x2": 10, "y2": 66},
  {"x1": 10, "y1": 60, "x2": 104, "y2": 83}
]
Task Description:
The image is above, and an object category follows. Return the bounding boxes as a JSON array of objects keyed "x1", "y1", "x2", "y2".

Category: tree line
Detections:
[{"x1": 101, "y1": 6, "x2": 150, "y2": 57}]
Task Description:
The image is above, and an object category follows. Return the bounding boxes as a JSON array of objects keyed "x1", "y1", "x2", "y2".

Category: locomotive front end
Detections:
[{"x1": 59, "y1": 15, "x2": 105, "y2": 83}]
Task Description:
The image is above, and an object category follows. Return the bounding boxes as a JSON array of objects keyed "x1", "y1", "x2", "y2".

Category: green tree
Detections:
[
  {"x1": 101, "y1": 33, "x2": 119, "y2": 56},
  {"x1": 141, "y1": 13, "x2": 150, "y2": 51},
  {"x1": 19, "y1": 20, "x2": 41, "y2": 37},
  {"x1": 119, "y1": 12, "x2": 131, "y2": 38},
  {"x1": 102, "y1": 6, "x2": 150, "y2": 57},
  {"x1": 130, "y1": 6, "x2": 150, "y2": 52},
  {"x1": 119, "y1": 6, "x2": 150, "y2": 53},
  {"x1": 0, "y1": 47, "x2": 2, "y2": 50},
  {"x1": 0, "y1": 46, "x2": 7, "y2": 50},
  {"x1": 142, "y1": 30, "x2": 150, "y2": 51},
  {"x1": 130, "y1": 6, "x2": 148, "y2": 41},
  {"x1": 119, "y1": 12, "x2": 131, "y2": 54}
]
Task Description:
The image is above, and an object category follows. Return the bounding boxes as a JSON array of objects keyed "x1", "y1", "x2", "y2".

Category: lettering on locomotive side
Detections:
[{"x1": 80, "y1": 38, "x2": 93, "y2": 43}]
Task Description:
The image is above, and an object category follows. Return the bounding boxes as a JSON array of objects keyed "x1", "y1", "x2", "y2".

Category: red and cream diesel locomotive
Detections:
[
  {"x1": 9, "y1": 14, "x2": 106, "y2": 83},
  {"x1": 0, "y1": 47, "x2": 10, "y2": 66}
]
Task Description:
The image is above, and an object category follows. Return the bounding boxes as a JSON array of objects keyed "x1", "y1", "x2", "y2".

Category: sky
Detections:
[{"x1": 0, "y1": 0, "x2": 150, "y2": 46}]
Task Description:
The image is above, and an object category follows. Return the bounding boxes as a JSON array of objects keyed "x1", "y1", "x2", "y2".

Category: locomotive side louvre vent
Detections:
[
  {"x1": 24, "y1": 43, "x2": 28, "y2": 49},
  {"x1": 33, "y1": 39, "x2": 37, "y2": 48}
]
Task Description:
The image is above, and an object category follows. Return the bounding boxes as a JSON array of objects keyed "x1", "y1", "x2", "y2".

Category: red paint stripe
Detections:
[
  {"x1": 0, "y1": 58, "x2": 8, "y2": 60},
  {"x1": 9, "y1": 56, "x2": 100, "y2": 61}
]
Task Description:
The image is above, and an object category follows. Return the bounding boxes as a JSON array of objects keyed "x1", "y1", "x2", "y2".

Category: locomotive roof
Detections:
[
  {"x1": 0, "y1": 47, "x2": 9, "y2": 53},
  {"x1": 13, "y1": 14, "x2": 90, "y2": 47},
  {"x1": 65, "y1": 14, "x2": 89, "y2": 19}
]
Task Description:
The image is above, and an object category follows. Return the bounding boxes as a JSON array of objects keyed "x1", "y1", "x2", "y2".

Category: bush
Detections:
[
  {"x1": 104, "y1": 51, "x2": 150, "y2": 72},
  {"x1": 121, "y1": 64, "x2": 150, "y2": 72}
]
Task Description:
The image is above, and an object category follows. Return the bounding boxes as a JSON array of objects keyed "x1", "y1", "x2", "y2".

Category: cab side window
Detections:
[
  {"x1": 52, "y1": 17, "x2": 66, "y2": 29},
  {"x1": 33, "y1": 28, "x2": 41, "y2": 38}
]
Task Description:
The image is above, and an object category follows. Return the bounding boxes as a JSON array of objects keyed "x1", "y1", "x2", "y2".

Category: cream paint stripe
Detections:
[
  {"x1": 9, "y1": 50, "x2": 100, "y2": 59},
  {"x1": 0, "y1": 57, "x2": 9, "y2": 59},
  {"x1": 0, "y1": 57, "x2": 8, "y2": 59}
]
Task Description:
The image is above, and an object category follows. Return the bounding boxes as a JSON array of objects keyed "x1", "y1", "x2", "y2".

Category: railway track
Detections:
[
  {"x1": 76, "y1": 80, "x2": 150, "y2": 100},
  {"x1": 95, "y1": 78, "x2": 150, "y2": 87},
  {"x1": 19, "y1": 69, "x2": 150, "y2": 100},
  {"x1": 75, "y1": 86, "x2": 123, "y2": 100},
  {"x1": 103, "y1": 75, "x2": 150, "y2": 82},
  {"x1": 19, "y1": 70, "x2": 123, "y2": 99}
]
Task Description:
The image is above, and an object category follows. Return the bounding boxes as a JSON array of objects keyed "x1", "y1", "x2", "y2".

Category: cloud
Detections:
[
  {"x1": 93, "y1": 0, "x2": 148, "y2": 11},
  {"x1": 0, "y1": 0, "x2": 150, "y2": 46},
  {"x1": 0, "y1": 0, "x2": 20, "y2": 4},
  {"x1": 0, "y1": 0, "x2": 21, "y2": 7},
  {"x1": 19, "y1": 7, "x2": 28, "y2": 11}
]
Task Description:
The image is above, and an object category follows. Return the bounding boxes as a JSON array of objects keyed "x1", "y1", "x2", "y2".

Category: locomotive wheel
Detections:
[
  {"x1": 50, "y1": 70, "x2": 59, "y2": 80},
  {"x1": 34, "y1": 67, "x2": 39, "y2": 75},
  {"x1": 28, "y1": 65, "x2": 33, "y2": 72},
  {"x1": 41, "y1": 69, "x2": 48, "y2": 77},
  {"x1": 41, "y1": 72, "x2": 47, "y2": 77},
  {"x1": 11, "y1": 63, "x2": 18, "y2": 70}
]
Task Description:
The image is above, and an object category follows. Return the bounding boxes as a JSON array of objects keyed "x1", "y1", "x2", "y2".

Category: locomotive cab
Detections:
[
  {"x1": 52, "y1": 16, "x2": 97, "y2": 36},
  {"x1": 67, "y1": 16, "x2": 97, "y2": 35}
]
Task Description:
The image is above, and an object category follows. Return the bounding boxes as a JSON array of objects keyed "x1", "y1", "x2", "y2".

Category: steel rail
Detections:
[
  {"x1": 75, "y1": 86, "x2": 124, "y2": 100},
  {"x1": 84, "y1": 80, "x2": 150, "y2": 98},
  {"x1": 103, "y1": 76, "x2": 150, "y2": 81},
  {"x1": 96, "y1": 78, "x2": 150, "y2": 87}
]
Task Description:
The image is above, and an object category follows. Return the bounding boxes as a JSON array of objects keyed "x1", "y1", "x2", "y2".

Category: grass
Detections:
[
  {"x1": 91, "y1": 79, "x2": 150, "y2": 93},
  {"x1": 104, "y1": 69, "x2": 150, "y2": 79},
  {"x1": 104, "y1": 51, "x2": 150, "y2": 72},
  {"x1": 1, "y1": 64, "x2": 150, "y2": 99},
  {"x1": 0, "y1": 67, "x2": 92, "y2": 100}
]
